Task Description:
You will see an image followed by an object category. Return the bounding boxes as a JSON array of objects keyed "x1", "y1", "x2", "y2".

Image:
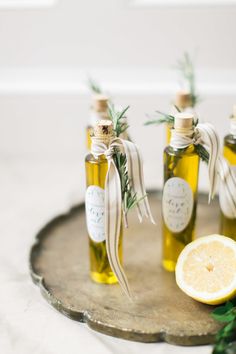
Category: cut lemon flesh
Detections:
[{"x1": 175, "y1": 235, "x2": 236, "y2": 305}]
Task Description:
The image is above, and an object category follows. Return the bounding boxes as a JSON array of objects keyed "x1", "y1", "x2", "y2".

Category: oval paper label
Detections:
[
  {"x1": 85, "y1": 185, "x2": 105, "y2": 243},
  {"x1": 162, "y1": 177, "x2": 193, "y2": 233}
]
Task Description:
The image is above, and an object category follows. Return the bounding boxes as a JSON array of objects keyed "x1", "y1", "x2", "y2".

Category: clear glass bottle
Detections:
[
  {"x1": 86, "y1": 94, "x2": 109, "y2": 150},
  {"x1": 166, "y1": 91, "x2": 194, "y2": 143},
  {"x1": 85, "y1": 120, "x2": 122, "y2": 284},
  {"x1": 220, "y1": 107, "x2": 236, "y2": 240},
  {"x1": 162, "y1": 113, "x2": 200, "y2": 271}
]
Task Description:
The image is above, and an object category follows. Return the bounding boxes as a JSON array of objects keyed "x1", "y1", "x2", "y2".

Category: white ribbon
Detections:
[
  {"x1": 91, "y1": 137, "x2": 155, "y2": 298},
  {"x1": 218, "y1": 158, "x2": 236, "y2": 219},
  {"x1": 170, "y1": 123, "x2": 236, "y2": 218}
]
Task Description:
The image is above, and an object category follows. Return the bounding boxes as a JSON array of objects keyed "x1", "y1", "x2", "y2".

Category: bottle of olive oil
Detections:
[
  {"x1": 220, "y1": 106, "x2": 236, "y2": 240},
  {"x1": 86, "y1": 94, "x2": 109, "y2": 150},
  {"x1": 162, "y1": 113, "x2": 200, "y2": 271},
  {"x1": 85, "y1": 120, "x2": 122, "y2": 284},
  {"x1": 166, "y1": 91, "x2": 194, "y2": 143}
]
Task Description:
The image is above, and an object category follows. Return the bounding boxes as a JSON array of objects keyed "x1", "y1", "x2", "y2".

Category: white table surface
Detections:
[{"x1": 1, "y1": 157, "x2": 213, "y2": 354}]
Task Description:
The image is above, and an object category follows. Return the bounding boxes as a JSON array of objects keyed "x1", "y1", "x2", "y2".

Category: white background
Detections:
[
  {"x1": 0, "y1": 1, "x2": 236, "y2": 353},
  {"x1": 0, "y1": 0, "x2": 236, "y2": 191}
]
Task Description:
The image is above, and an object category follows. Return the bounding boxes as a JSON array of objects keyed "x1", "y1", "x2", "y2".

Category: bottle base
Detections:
[
  {"x1": 90, "y1": 271, "x2": 118, "y2": 284},
  {"x1": 162, "y1": 260, "x2": 176, "y2": 272}
]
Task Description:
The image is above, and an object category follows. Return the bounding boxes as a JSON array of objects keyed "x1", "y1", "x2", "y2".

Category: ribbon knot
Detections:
[
  {"x1": 104, "y1": 145, "x2": 116, "y2": 160},
  {"x1": 192, "y1": 129, "x2": 202, "y2": 146},
  {"x1": 90, "y1": 136, "x2": 155, "y2": 298}
]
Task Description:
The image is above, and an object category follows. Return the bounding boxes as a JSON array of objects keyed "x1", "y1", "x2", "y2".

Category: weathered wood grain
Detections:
[{"x1": 30, "y1": 191, "x2": 221, "y2": 345}]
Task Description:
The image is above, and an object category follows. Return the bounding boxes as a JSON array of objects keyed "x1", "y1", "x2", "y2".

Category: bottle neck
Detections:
[
  {"x1": 170, "y1": 127, "x2": 194, "y2": 150},
  {"x1": 91, "y1": 127, "x2": 115, "y2": 150}
]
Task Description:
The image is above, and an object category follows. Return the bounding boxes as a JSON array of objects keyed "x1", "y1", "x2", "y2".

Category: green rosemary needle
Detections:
[
  {"x1": 88, "y1": 77, "x2": 102, "y2": 94},
  {"x1": 145, "y1": 110, "x2": 208, "y2": 163},
  {"x1": 211, "y1": 300, "x2": 236, "y2": 354},
  {"x1": 108, "y1": 103, "x2": 129, "y2": 137},
  {"x1": 145, "y1": 111, "x2": 175, "y2": 126},
  {"x1": 108, "y1": 104, "x2": 143, "y2": 224},
  {"x1": 176, "y1": 52, "x2": 200, "y2": 107}
]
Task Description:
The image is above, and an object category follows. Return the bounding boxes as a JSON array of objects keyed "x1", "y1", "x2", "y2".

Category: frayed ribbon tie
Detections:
[
  {"x1": 91, "y1": 137, "x2": 155, "y2": 298},
  {"x1": 170, "y1": 123, "x2": 236, "y2": 217}
]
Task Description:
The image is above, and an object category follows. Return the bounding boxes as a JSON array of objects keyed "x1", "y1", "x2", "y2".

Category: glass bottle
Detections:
[
  {"x1": 162, "y1": 113, "x2": 200, "y2": 271},
  {"x1": 85, "y1": 120, "x2": 122, "y2": 284},
  {"x1": 220, "y1": 107, "x2": 236, "y2": 240},
  {"x1": 86, "y1": 94, "x2": 109, "y2": 150},
  {"x1": 166, "y1": 91, "x2": 194, "y2": 143}
]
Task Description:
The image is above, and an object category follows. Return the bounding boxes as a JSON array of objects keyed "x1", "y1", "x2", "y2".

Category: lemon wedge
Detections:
[{"x1": 175, "y1": 234, "x2": 236, "y2": 305}]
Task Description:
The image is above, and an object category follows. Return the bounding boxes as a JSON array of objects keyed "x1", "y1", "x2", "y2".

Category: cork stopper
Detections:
[
  {"x1": 174, "y1": 112, "x2": 194, "y2": 130},
  {"x1": 93, "y1": 94, "x2": 109, "y2": 113},
  {"x1": 175, "y1": 91, "x2": 192, "y2": 109},
  {"x1": 93, "y1": 120, "x2": 114, "y2": 140}
]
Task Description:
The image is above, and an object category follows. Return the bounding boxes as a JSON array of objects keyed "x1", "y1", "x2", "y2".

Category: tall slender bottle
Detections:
[
  {"x1": 85, "y1": 120, "x2": 122, "y2": 284},
  {"x1": 86, "y1": 94, "x2": 109, "y2": 151},
  {"x1": 220, "y1": 106, "x2": 236, "y2": 240},
  {"x1": 166, "y1": 91, "x2": 194, "y2": 143},
  {"x1": 162, "y1": 113, "x2": 200, "y2": 271}
]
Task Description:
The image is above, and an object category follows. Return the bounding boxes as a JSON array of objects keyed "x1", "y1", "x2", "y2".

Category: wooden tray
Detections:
[{"x1": 30, "y1": 191, "x2": 221, "y2": 345}]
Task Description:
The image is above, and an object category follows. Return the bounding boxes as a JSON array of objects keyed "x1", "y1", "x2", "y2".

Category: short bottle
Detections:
[
  {"x1": 86, "y1": 94, "x2": 110, "y2": 150},
  {"x1": 162, "y1": 113, "x2": 200, "y2": 272},
  {"x1": 166, "y1": 91, "x2": 194, "y2": 143},
  {"x1": 85, "y1": 120, "x2": 122, "y2": 284},
  {"x1": 220, "y1": 106, "x2": 236, "y2": 240}
]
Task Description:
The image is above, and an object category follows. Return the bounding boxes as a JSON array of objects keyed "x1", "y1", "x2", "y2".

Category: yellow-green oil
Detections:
[
  {"x1": 162, "y1": 144, "x2": 200, "y2": 271},
  {"x1": 220, "y1": 134, "x2": 236, "y2": 240},
  {"x1": 86, "y1": 126, "x2": 93, "y2": 151},
  {"x1": 85, "y1": 153, "x2": 122, "y2": 284},
  {"x1": 166, "y1": 124, "x2": 172, "y2": 144}
]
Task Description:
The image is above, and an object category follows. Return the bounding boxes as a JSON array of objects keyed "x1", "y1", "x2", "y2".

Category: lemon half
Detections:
[{"x1": 175, "y1": 234, "x2": 236, "y2": 305}]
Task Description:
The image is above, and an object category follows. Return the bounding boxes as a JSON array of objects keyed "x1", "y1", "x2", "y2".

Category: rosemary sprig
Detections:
[
  {"x1": 145, "y1": 111, "x2": 175, "y2": 126},
  {"x1": 88, "y1": 77, "x2": 102, "y2": 94},
  {"x1": 113, "y1": 152, "x2": 140, "y2": 226},
  {"x1": 108, "y1": 103, "x2": 129, "y2": 137},
  {"x1": 195, "y1": 144, "x2": 209, "y2": 163},
  {"x1": 108, "y1": 104, "x2": 142, "y2": 224},
  {"x1": 211, "y1": 300, "x2": 236, "y2": 354},
  {"x1": 174, "y1": 105, "x2": 182, "y2": 113},
  {"x1": 145, "y1": 109, "x2": 208, "y2": 163},
  {"x1": 176, "y1": 52, "x2": 200, "y2": 107}
]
